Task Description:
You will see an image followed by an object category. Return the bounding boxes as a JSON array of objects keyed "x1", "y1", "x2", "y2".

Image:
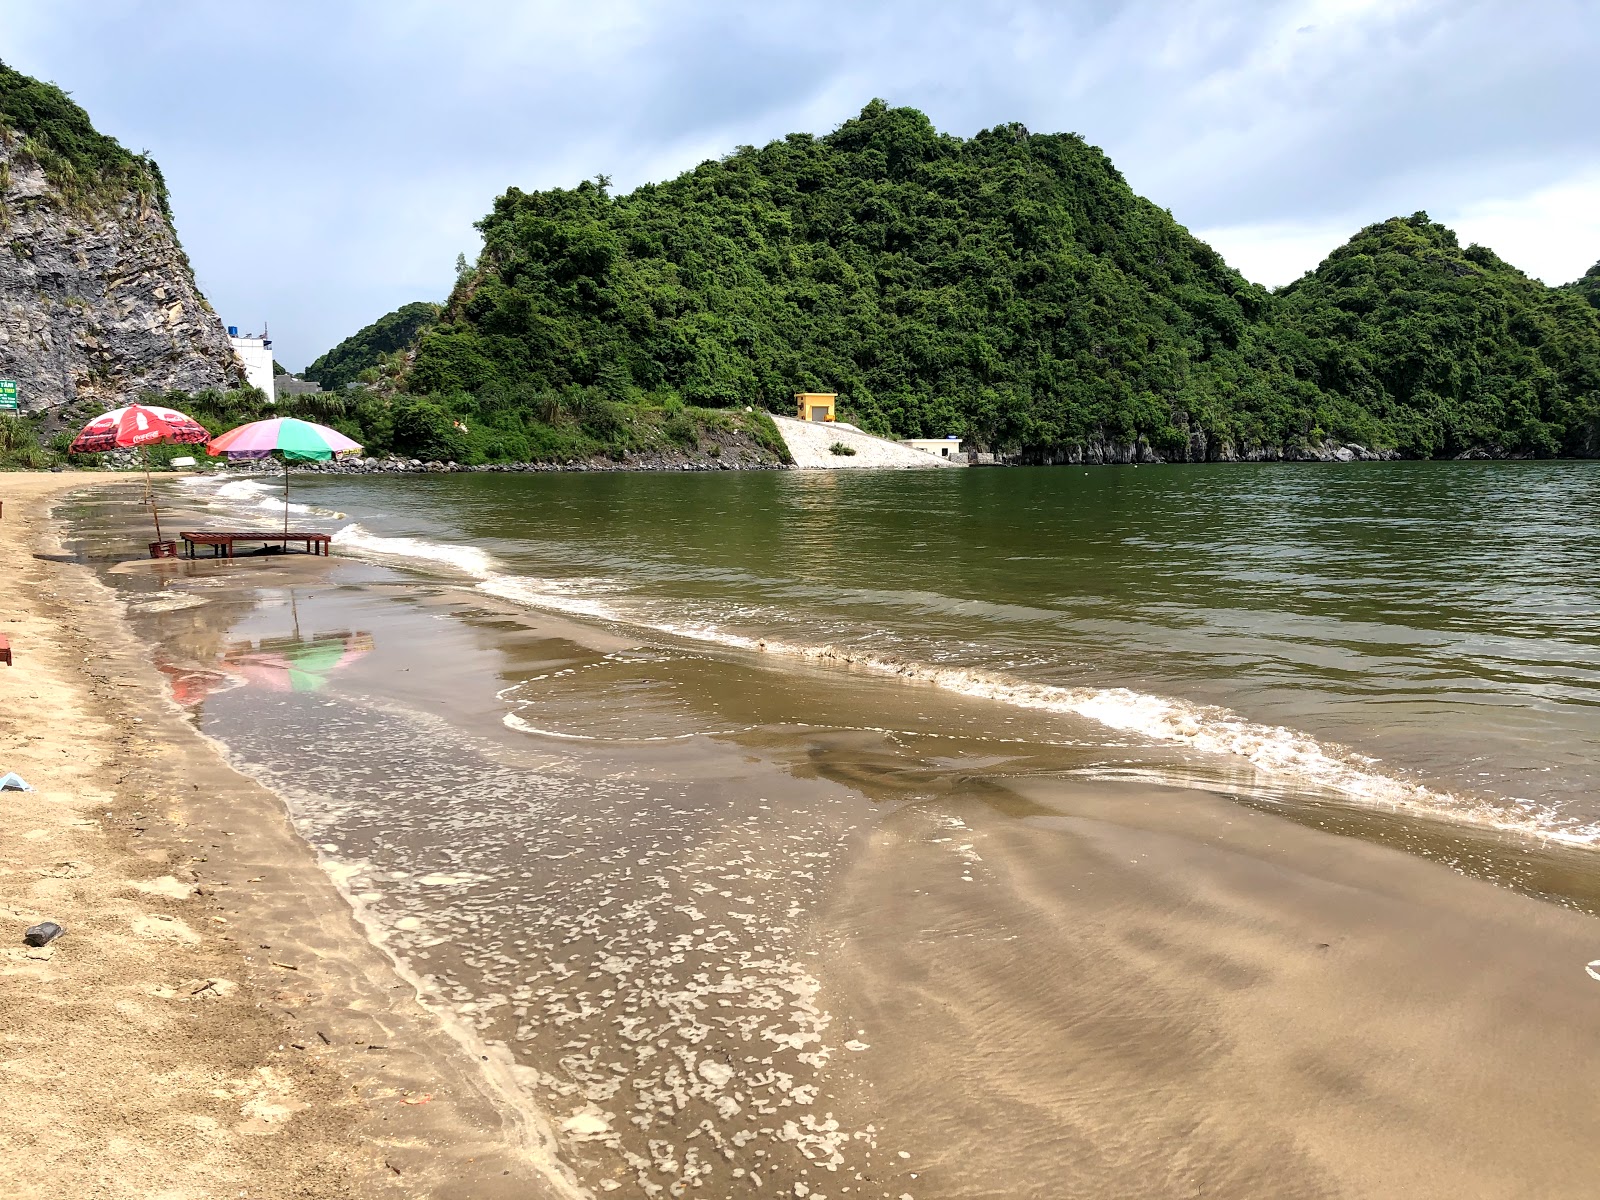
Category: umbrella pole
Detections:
[
  {"x1": 144, "y1": 448, "x2": 164, "y2": 544},
  {"x1": 283, "y1": 457, "x2": 290, "y2": 550}
]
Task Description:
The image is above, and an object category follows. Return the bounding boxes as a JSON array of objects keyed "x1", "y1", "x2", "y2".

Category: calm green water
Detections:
[{"x1": 203, "y1": 459, "x2": 1600, "y2": 840}]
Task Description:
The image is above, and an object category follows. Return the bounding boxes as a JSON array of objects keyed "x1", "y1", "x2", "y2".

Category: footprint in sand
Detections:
[
  {"x1": 37, "y1": 860, "x2": 91, "y2": 879},
  {"x1": 131, "y1": 875, "x2": 195, "y2": 900},
  {"x1": 131, "y1": 914, "x2": 200, "y2": 945}
]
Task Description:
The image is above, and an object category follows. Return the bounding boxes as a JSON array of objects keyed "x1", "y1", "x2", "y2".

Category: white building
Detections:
[
  {"x1": 228, "y1": 324, "x2": 275, "y2": 397},
  {"x1": 902, "y1": 436, "x2": 963, "y2": 460}
]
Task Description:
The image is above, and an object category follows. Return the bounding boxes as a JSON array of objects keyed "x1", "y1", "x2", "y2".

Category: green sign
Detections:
[{"x1": 0, "y1": 380, "x2": 16, "y2": 411}]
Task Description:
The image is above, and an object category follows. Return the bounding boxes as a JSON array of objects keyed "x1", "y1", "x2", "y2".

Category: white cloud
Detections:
[
  {"x1": 1191, "y1": 218, "x2": 1357, "y2": 288},
  {"x1": 1447, "y1": 171, "x2": 1600, "y2": 284}
]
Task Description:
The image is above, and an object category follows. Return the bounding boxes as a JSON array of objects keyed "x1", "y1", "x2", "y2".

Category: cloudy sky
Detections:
[{"x1": 3, "y1": 0, "x2": 1596, "y2": 369}]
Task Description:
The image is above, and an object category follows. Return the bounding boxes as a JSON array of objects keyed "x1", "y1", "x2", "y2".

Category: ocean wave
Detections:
[
  {"x1": 471, "y1": 572, "x2": 1600, "y2": 848},
  {"x1": 502, "y1": 712, "x2": 749, "y2": 742},
  {"x1": 180, "y1": 474, "x2": 346, "y2": 520},
  {"x1": 332, "y1": 522, "x2": 499, "y2": 577},
  {"x1": 729, "y1": 635, "x2": 1600, "y2": 846},
  {"x1": 254, "y1": 513, "x2": 1599, "y2": 849},
  {"x1": 477, "y1": 572, "x2": 628, "y2": 620}
]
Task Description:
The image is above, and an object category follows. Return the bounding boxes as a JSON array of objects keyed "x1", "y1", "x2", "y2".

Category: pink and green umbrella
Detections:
[
  {"x1": 207, "y1": 417, "x2": 362, "y2": 545},
  {"x1": 208, "y1": 416, "x2": 361, "y2": 462}
]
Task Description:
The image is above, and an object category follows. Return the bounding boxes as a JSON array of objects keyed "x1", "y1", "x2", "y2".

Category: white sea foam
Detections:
[
  {"x1": 471, "y1": 573, "x2": 1600, "y2": 848},
  {"x1": 182, "y1": 474, "x2": 347, "y2": 520},
  {"x1": 503, "y1": 712, "x2": 750, "y2": 742},
  {"x1": 226, "y1": 504, "x2": 1598, "y2": 850},
  {"x1": 257, "y1": 496, "x2": 317, "y2": 515},
  {"x1": 478, "y1": 572, "x2": 629, "y2": 621},
  {"x1": 332, "y1": 522, "x2": 499, "y2": 576},
  {"x1": 215, "y1": 478, "x2": 277, "y2": 501}
]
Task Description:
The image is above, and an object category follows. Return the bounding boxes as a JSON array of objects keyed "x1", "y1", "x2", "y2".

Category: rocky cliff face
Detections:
[{"x1": 0, "y1": 129, "x2": 239, "y2": 415}]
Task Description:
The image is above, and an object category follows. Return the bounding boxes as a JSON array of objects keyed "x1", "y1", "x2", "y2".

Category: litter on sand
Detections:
[
  {"x1": 0, "y1": 772, "x2": 33, "y2": 791},
  {"x1": 24, "y1": 922, "x2": 64, "y2": 947}
]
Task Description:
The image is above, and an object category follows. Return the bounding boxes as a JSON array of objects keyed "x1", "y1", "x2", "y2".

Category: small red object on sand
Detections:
[
  {"x1": 399, "y1": 1093, "x2": 433, "y2": 1105},
  {"x1": 0, "y1": 636, "x2": 11, "y2": 666}
]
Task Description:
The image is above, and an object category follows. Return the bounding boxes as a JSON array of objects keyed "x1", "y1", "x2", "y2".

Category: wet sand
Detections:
[
  {"x1": 33, "y1": 472, "x2": 1600, "y2": 1199},
  {"x1": 0, "y1": 473, "x2": 573, "y2": 1199},
  {"x1": 824, "y1": 770, "x2": 1600, "y2": 1198}
]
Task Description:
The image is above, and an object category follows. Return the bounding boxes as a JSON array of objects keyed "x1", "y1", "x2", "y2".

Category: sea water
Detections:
[{"x1": 63, "y1": 461, "x2": 1600, "y2": 1198}]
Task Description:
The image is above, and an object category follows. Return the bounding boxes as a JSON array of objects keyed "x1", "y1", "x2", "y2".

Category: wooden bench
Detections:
[{"x1": 178, "y1": 531, "x2": 333, "y2": 559}]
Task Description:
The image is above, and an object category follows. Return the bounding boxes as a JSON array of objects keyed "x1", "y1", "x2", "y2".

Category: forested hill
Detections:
[
  {"x1": 1567, "y1": 261, "x2": 1600, "y2": 311},
  {"x1": 304, "y1": 300, "x2": 439, "y2": 391},
  {"x1": 1272, "y1": 217, "x2": 1600, "y2": 457},
  {"x1": 396, "y1": 101, "x2": 1600, "y2": 461}
]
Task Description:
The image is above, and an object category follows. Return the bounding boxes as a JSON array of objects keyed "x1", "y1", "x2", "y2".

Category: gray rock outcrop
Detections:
[{"x1": 0, "y1": 142, "x2": 240, "y2": 414}]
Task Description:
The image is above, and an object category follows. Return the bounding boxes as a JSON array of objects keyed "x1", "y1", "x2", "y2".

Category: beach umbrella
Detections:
[
  {"x1": 69, "y1": 403, "x2": 211, "y2": 545},
  {"x1": 207, "y1": 417, "x2": 362, "y2": 545}
]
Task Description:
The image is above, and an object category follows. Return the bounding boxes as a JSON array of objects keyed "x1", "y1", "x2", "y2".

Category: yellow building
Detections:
[{"x1": 795, "y1": 392, "x2": 837, "y2": 422}]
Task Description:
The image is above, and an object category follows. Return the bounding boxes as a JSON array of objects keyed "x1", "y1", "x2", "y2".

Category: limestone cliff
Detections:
[{"x1": 0, "y1": 62, "x2": 239, "y2": 415}]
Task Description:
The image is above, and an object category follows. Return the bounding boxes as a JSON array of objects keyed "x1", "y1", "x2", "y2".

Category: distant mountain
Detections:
[
  {"x1": 0, "y1": 59, "x2": 239, "y2": 414},
  {"x1": 397, "y1": 102, "x2": 1600, "y2": 461},
  {"x1": 304, "y1": 301, "x2": 440, "y2": 391},
  {"x1": 1273, "y1": 215, "x2": 1600, "y2": 457},
  {"x1": 1565, "y1": 261, "x2": 1600, "y2": 311}
]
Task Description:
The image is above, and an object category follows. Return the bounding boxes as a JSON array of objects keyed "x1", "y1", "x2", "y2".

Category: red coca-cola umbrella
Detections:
[{"x1": 70, "y1": 403, "x2": 210, "y2": 547}]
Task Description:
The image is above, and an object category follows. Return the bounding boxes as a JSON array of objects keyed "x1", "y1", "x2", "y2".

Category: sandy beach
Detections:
[
  {"x1": 9, "y1": 467, "x2": 1600, "y2": 1200},
  {"x1": 0, "y1": 472, "x2": 571, "y2": 1200}
]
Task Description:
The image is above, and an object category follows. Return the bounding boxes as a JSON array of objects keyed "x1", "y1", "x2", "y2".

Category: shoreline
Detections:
[
  {"x1": 0, "y1": 472, "x2": 575, "y2": 1199},
  {"x1": 22, "y1": 467, "x2": 1600, "y2": 1196},
  {"x1": 57, "y1": 442, "x2": 1589, "y2": 483}
]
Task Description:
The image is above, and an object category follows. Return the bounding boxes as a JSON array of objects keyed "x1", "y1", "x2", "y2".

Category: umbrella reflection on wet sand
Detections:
[
  {"x1": 156, "y1": 630, "x2": 373, "y2": 706},
  {"x1": 224, "y1": 631, "x2": 374, "y2": 693}
]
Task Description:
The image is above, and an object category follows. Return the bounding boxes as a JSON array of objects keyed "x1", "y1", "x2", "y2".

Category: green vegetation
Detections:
[
  {"x1": 1565, "y1": 260, "x2": 1600, "y2": 311},
  {"x1": 390, "y1": 101, "x2": 1600, "y2": 460},
  {"x1": 829, "y1": 441, "x2": 856, "y2": 456},
  {"x1": 0, "y1": 58, "x2": 170, "y2": 215},
  {"x1": 1271, "y1": 216, "x2": 1600, "y2": 457},
  {"x1": 304, "y1": 301, "x2": 441, "y2": 391},
  {"x1": 172, "y1": 384, "x2": 788, "y2": 466},
  {"x1": 0, "y1": 413, "x2": 59, "y2": 468},
  {"x1": 4, "y1": 384, "x2": 789, "y2": 471}
]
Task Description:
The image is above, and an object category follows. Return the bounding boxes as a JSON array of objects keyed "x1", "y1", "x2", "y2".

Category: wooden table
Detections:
[{"x1": 178, "y1": 531, "x2": 333, "y2": 558}]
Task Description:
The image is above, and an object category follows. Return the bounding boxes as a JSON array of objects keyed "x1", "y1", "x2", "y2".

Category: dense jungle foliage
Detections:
[
  {"x1": 0, "y1": 58, "x2": 170, "y2": 215},
  {"x1": 1567, "y1": 261, "x2": 1600, "y2": 311},
  {"x1": 7, "y1": 382, "x2": 789, "y2": 470},
  {"x1": 304, "y1": 301, "x2": 441, "y2": 391},
  {"x1": 386, "y1": 101, "x2": 1600, "y2": 460},
  {"x1": 1273, "y1": 219, "x2": 1600, "y2": 457}
]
